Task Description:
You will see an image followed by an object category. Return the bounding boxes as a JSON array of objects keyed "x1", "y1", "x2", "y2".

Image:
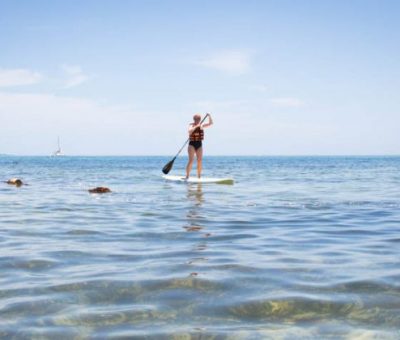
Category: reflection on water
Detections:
[
  {"x1": 0, "y1": 156, "x2": 400, "y2": 338},
  {"x1": 185, "y1": 184, "x2": 205, "y2": 229},
  {"x1": 185, "y1": 184, "x2": 209, "y2": 277},
  {"x1": 187, "y1": 183, "x2": 204, "y2": 206}
]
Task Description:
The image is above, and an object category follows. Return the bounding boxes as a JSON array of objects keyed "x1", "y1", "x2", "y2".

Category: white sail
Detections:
[{"x1": 52, "y1": 137, "x2": 64, "y2": 156}]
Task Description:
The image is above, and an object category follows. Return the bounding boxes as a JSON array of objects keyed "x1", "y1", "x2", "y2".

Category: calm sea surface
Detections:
[{"x1": 0, "y1": 156, "x2": 400, "y2": 339}]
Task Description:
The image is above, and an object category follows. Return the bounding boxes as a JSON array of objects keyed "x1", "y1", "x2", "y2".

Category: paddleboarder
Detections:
[{"x1": 186, "y1": 113, "x2": 213, "y2": 179}]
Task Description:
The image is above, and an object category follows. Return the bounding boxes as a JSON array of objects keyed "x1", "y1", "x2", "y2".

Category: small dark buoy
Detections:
[
  {"x1": 6, "y1": 178, "x2": 23, "y2": 187},
  {"x1": 88, "y1": 187, "x2": 111, "y2": 194}
]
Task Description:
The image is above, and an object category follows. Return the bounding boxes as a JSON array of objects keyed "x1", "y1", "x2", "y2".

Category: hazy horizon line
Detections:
[{"x1": 1, "y1": 154, "x2": 399, "y2": 158}]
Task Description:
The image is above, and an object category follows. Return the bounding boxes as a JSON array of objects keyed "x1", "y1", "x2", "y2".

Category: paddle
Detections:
[{"x1": 162, "y1": 113, "x2": 209, "y2": 174}]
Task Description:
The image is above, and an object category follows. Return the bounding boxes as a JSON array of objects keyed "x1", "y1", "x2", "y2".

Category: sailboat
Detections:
[{"x1": 52, "y1": 137, "x2": 64, "y2": 156}]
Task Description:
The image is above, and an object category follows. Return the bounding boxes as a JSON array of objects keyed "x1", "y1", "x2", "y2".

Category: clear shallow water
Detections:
[{"x1": 0, "y1": 156, "x2": 400, "y2": 339}]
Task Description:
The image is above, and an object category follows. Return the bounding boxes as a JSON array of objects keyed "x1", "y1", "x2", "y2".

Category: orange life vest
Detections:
[{"x1": 190, "y1": 126, "x2": 204, "y2": 141}]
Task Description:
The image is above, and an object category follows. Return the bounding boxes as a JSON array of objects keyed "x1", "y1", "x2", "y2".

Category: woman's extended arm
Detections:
[{"x1": 202, "y1": 114, "x2": 213, "y2": 128}]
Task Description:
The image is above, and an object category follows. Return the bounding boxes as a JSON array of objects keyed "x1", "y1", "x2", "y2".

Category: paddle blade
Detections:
[{"x1": 162, "y1": 158, "x2": 175, "y2": 174}]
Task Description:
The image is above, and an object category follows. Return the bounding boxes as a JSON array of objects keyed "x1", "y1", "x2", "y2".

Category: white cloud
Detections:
[
  {"x1": 0, "y1": 68, "x2": 42, "y2": 87},
  {"x1": 270, "y1": 97, "x2": 305, "y2": 108},
  {"x1": 62, "y1": 64, "x2": 89, "y2": 88},
  {"x1": 195, "y1": 50, "x2": 251, "y2": 75},
  {"x1": 0, "y1": 91, "x2": 185, "y2": 155},
  {"x1": 1, "y1": 91, "x2": 397, "y2": 155}
]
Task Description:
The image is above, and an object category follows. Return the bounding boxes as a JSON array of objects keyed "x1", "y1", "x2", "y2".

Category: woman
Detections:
[{"x1": 186, "y1": 113, "x2": 213, "y2": 179}]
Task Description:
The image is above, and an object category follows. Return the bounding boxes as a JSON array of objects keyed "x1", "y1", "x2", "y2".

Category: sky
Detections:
[{"x1": 0, "y1": 0, "x2": 399, "y2": 155}]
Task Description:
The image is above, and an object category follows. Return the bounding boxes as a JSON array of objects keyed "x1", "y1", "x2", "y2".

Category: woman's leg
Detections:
[
  {"x1": 186, "y1": 145, "x2": 195, "y2": 178},
  {"x1": 196, "y1": 147, "x2": 203, "y2": 178}
]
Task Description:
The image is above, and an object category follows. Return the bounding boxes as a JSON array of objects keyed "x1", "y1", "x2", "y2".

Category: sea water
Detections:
[{"x1": 0, "y1": 156, "x2": 399, "y2": 339}]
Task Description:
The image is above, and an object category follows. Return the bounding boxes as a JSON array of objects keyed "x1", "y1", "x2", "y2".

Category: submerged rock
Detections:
[
  {"x1": 184, "y1": 226, "x2": 203, "y2": 232},
  {"x1": 88, "y1": 187, "x2": 111, "y2": 194},
  {"x1": 6, "y1": 178, "x2": 24, "y2": 186}
]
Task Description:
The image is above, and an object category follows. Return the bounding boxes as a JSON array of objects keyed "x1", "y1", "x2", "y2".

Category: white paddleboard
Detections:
[{"x1": 163, "y1": 175, "x2": 234, "y2": 185}]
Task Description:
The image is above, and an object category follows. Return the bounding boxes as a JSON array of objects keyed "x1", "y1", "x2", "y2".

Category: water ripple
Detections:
[{"x1": 1, "y1": 156, "x2": 400, "y2": 338}]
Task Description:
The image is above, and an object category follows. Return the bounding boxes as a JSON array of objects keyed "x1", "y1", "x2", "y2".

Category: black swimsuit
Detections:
[{"x1": 189, "y1": 140, "x2": 202, "y2": 150}]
